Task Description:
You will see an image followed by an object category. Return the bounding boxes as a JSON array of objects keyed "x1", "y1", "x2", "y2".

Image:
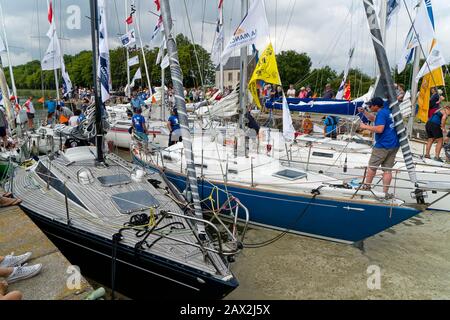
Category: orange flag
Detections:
[
  {"x1": 38, "y1": 97, "x2": 45, "y2": 104},
  {"x1": 343, "y1": 82, "x2": 351, "y2": 100}
]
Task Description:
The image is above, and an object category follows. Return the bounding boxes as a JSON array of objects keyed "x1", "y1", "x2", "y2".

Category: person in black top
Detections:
[{"x1": 245, "y1": 107, "x2": 260, "y2": 135}]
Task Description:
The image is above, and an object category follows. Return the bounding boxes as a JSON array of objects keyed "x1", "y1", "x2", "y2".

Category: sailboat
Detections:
[
  {"x1": 131, "y1": 0, "x2": 450, "y2": 244},
  {"x1": 7, "y1": 0, "x2": 246, "y2": 299}
]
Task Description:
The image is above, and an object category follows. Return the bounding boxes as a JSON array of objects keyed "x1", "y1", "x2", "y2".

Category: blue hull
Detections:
[{"x1": 135, "y1": 157, "x2": 420, "y2": 243}]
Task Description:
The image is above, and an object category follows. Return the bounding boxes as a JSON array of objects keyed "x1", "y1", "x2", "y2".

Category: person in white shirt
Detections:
[
  {"x1": 286, "y1": 84, "x2": 296, "y2": 98},
  {"x1": 68, "y1": 109, "x2": 82, "y2": 127},
  {"x1": 24, "y1": 96, "x2": 35, "y2": 130}
]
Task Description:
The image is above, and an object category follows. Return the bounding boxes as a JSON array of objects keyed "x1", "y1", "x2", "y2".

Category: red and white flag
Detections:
[
  {"x1": 154, "y1": 0, "x2": 160, "y2": 11},
  {"x1": 218, "y1": 0, "x2": 223, "y2": 9},
  {"x1": 48, "y1": 0, "x2": 53, "y2": 23}
]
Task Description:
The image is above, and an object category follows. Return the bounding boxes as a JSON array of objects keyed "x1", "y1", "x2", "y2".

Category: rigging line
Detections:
[
  {"x1": 36, "y1": 0, "x2": 45, "y2": 99},
  {"x1": 182, "y1": 0, "x2": 205, "y2": 89},
  {"x1": 274, "y1": 0, "x2": 277, "y2": 53},
  {"x1": 278, "y1": 0, "x2": 297, "y2": 54},
  {"x1": 401, "y1": 0, "x2": 441, "y2": 92},
  {"x1": 201, "y1": 0, "x2": 206, "y2": 85}
]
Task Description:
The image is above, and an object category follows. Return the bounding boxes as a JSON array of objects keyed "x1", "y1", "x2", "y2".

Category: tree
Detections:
[{"x1": 276, "y1": 50, "x2": 311, "y2": 90}]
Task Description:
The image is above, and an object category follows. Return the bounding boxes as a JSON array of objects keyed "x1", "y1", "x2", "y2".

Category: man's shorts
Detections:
[
  {"x1": 0, "y1": 127, "x2": 6, "y2": 137},
  {"x1": 426, "y1": 122, "x2": 443, "y2": 139},
  {"x1": 27, "y1": 113, "x2": 35, "y2": 120},
  {"x1": 368, "y1": 147, "x2": 399, "y2": 171}
]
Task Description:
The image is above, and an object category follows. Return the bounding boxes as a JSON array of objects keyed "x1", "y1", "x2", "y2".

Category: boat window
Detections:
[
  {"x1": 97, "y1": 174, "x2": 132, "y2": 187},
  {"x1": 117, "y1": 122, "x2": 130, "y2": 126},
  {"x1": 228, "y1": 168, "x2": 238, "y2": 175},
  {"x1": 272, "y1": 169, "x2": 307, "y2": 181},
  {"x1": 111, "y1": 190, "x2": 160, "y2": 214},
  {"x1": 312, "y1": 151, "x2": 334, "y2": 158},
  {"x1": 195, "y1": 163, "x2": 208, "y2": 169}
]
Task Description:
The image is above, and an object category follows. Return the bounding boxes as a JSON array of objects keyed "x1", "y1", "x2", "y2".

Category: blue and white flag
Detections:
[
  {"x1": 282, "y1": 95, "x2": 295, "y2": 142},
  {"x1": 221, "y1": 0, "x2": 270, "y2": 65},
  {"x1": 336, "y1": 47, "x2": 354, "y2": 100},
  {"x1": 397, "y1": 0, "x2": 435, "y2": 73},
  {"x1": 98, "y1": 0, "x2": 111, "y2": 102},
  {"x1": 61, "y1": 63, "x2": 72, "y2": 97},
  {"x1": 386, "y1": 0, "x2": 401, "y2": 28},
  {"x1": 149, "y1": 16, "x2": 164, "y2": 48},
  {"x1": 120, "y1": 29, "x2": 136, "y2": 48}
]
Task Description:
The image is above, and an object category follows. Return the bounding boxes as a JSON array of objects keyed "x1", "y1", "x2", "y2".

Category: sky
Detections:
[{"x1": 0, "y1": 0, "x2": 449, "y2": 80}]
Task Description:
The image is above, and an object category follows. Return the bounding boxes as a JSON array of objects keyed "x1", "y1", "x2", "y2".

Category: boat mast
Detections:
[
  {"x1": 371, "y1": 0, "x2": 387, "y2": 99},
  {"x1": 125, "y1": 0, "x2": 131, "y2": 99},
  {"x1": 160, "y1": 0, "x2": 206, "y2": 237},
  {"x1": 219, "y1": 2, "x2": 224, "y2": 93},
  {"x1": 135, "y1": 6, "x2": 152, "y2": 91},
  {"x1": 407, "y1": 1, "x2": 423, "y2": 138},
  {"x1": 238, "y1": 0, "x2": 248, "y2": 129},
  {"x1": 0, "y1": 1, "x2": 18, "y2": 104},
  {"x1": 362, "y1": 0, "x2": 417, "y2": 183},
  {"x1": 90, "y1": 0, "x2": 104, "y2": 163}
]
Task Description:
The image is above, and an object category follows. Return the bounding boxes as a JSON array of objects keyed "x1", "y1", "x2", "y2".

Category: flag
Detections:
[
  {"x1": 120, "y1": 29, "x2": 136, "y2": 47},
  {"x1": 336, "y1": 47, "x2": 354, "y2": 99},
  {"x1": 415, "y1": 43, "x2": 445, "y2": 82},
  {"x1": 221, "y1": 0, "x2": 270, "y2": 65},
  {"x1": 386, "y1": 0, "x2": 401, "y2": 28},
  {"x1": 149, "y1": 16, "x2": 164, "y2": 48},
  {"x1": 125, "y1": 4, "x2": 136, "y2": 25},
  {"x1": 61, "y1": 64, "x2": 72, "y2": 97},
  {"x1": 48, "y1": 0, "x2": 53, "y2": 23},
  {"x1": 41, "y1": 1, "x2": 61, "y2": 70},
  {"x1": 38, "y1": 97, "x2": 45, "y2": 104},
  {"x1": 130, "y1": 68, "x2": 142, "y2": 88},
  {"x1": 397, "y1": 0, "x2": 435, "y2": 72},
  {"x1": 128, "y1": 55, "x2": 139, "y2": 67},
  {"x1": 248, "y1": 43, "x2": 281, "y2": 109},
  {"x1": 98, "y1": 0, "x2": 111, "y2": 102},
  {"x1": 417, "y1": 39, "x2": 445, "y2": 122},
  {"x1": 218, "y1": 0, "x2": 223, "y2": 9},
  {"x1": 154, "y1": 0, "x2": 160, "y2": 11},
  {"x1": 161, "y1": 54, "x2": 170, "y2": 70},
  {"x1": 282, "y1": 95, "x2": 295, "y2": 142},
  {"x1": 343, "y1": 82, "x2": 351, "y2": 100},
  {"x1": 211, "y1": 22, "x2": 224, "y2": 66},
  {"x1": 156, "y1": 40, "x2": 166, "y2": 65}
]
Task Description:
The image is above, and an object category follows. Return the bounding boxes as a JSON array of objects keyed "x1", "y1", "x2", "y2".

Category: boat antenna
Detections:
[
  {"x1": 160, "y1": 0, "x2": 206, "y2": 239},
  {"x1": 89, "y1": 0, "x2": 104, "y2": 163},
  {"x1": 362, "y1": 0, "x2": 417, "y2": 184},
  {"x1": 238, "y1": 0, "x2": 248, "y2": 129}
]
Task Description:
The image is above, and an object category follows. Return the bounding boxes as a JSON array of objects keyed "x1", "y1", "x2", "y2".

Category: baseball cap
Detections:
[{"x1": 366, "y1": 97, "x2": 384, "y2": 107}]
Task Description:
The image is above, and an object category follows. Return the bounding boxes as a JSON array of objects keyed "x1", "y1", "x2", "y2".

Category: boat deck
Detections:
[{"x1": 11, "y1": 151, "x2": 230, "y2": 279}]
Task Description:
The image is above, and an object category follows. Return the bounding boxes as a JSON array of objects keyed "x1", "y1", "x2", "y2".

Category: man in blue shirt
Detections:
[
  {"x1": 167, "y1": 108, "x2": 182, "y2": 146},
  {"x1": 45, "y1": 96, "x2": 57, "y2": 125},
  {"x1": 131, "y1": 93, "x2": 145, "y2": 113},
  {"x1": 132, "y1": 108, "x2": 148, "y2": 142},
  {"x1": 358, "y1": 97, "x2": 400, "y2": 197},
  {"x1": 323, "y1": 115, "x2": 339, "y2": 139}
]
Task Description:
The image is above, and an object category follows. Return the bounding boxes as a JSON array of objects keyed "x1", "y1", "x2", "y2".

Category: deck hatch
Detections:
[
  {"x1": 97, "y1": 174, "x2": 132, "y2": 187},
  {"x1": 272, "y1": 169, "x2": 307, "y2": 181},
  {"x1": 111, "y1": 190, "x2": 160, "y2": 214}
]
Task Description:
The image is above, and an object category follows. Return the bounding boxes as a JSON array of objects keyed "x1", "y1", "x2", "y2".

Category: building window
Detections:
[{"x1": 228, "y1": 72, "x2": 233, "y2": 82}]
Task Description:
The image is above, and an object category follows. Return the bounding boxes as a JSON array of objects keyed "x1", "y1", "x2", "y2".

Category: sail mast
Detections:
[
  {"x1": 125, "y1": 0, "x2": 131, "y2": 98},
  {"x1": 0, "y1": 1, "x2": 18, "y2": 103},
  {"x1": 219, "y1": 1, "x2": 224, "y2": 93},
  {"x1": 135, "y1": 6, "x2": 152, "y2": 91},
  {"x1": 90, "y1": 0, "x2": 104, "y2": 163},
  {"x1": 407, "y1": 1, "x2": 423, "y2": 138},
  {"x1": 362, "y1": 0, "x2": 417, "y2": 183},
  {"x1": 238, "y1": 0, "x2": 248, "y2": 129},
  {"x1": 160, "y1": 0, "x2": 206, "y2": 237}
]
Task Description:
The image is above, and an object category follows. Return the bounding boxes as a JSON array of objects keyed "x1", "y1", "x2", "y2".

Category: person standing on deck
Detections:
[
  {"x1": 358, "y1": 97, "x2": 400, "y2": 198},
  {"x1": 55, "y1": 105, "x2": 74, "y2": 126},
  {"x1": 287, "y1": 84, "x2": 296, "y2": 98},
  {"x1": 132, "y1": 108, "x2": 148, "y2": 142},
  {"x1": 323, "y1": 115, "x2": 339, "y2": 139},
  {"x1": 0, "y1": 107, "x2": 8, "y2": 150},
  {"x1": 167, "y1": 108, "x2": 181, "y2": 147},
  {"x1": 424, "y1": 105, "x2": 450, "y2": 162},
  {"x1": 45, "y1": 96, "x2": 56, "y2": 125},
  {"x1": 322, "y1": 84, "x2": 335, "y2": 99},
  {"x1": 24, "y1": 96, "x2": 35, "y2": 130}
]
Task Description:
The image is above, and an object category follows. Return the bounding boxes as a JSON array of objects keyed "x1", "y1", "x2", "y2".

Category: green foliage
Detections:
[
  {"x1": 5, "y1": 33, "x2": 215, "y2": 91},
  {"x1": 276, "y1": 50, "x2": 312, "y2": 90}
]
